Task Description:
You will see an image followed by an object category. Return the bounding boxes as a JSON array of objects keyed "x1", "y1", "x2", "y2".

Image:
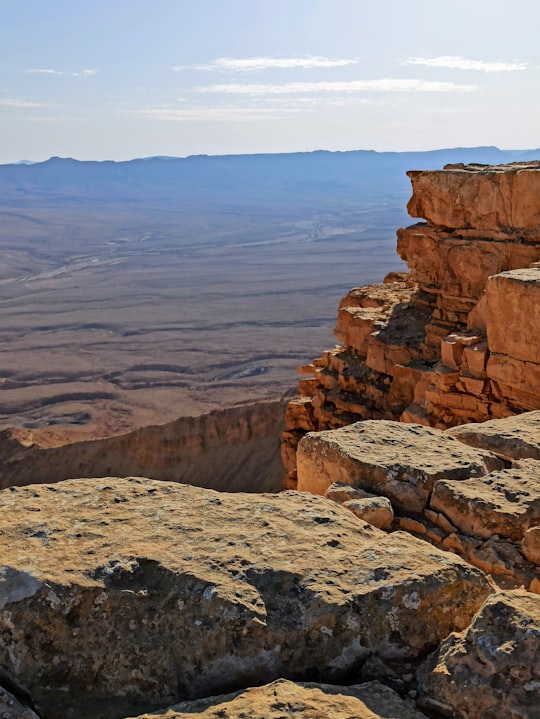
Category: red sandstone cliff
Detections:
[{"x1": 282, "y1": 161, "x2": 540, "y2": 489}]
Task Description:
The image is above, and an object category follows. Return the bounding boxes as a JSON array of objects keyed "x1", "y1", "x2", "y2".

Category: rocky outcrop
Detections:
[
  {"x1": 296, "y1": 420, "x2": 504, "y2": 513},
  {"x1": 296, "y1": 418, "x2": 540, "y2": 589},
  {"x1": 0, "y1": 399, "x2": 285, "y2": 492},
  {"x1": 0, "y1": 685, "x2": 39, "y2": 719},
  {"x1": 127, "y1": 679, "x2": 428, "y2": 719},
  {"x1": 419, "y1": 590, "x2": 540, "y2": 719},
  {"x1": 282, "y1": 162, "x2": 540, "y2": 489},
  {"x1": 0, "y1": 476, "x2": 491, "y2": 719}
]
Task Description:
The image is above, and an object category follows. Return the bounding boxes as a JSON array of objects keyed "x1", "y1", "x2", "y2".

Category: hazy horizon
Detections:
[{"x1": 1, "y1": 0, "x2": 539, "y2": 164}]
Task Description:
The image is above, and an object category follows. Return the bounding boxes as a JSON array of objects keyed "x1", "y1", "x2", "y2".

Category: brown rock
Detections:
[
  {"x1": 407, "y1": 162, "x2": 540, "y2": 237},
  {"x1": 419, "y1": 590, "x2": 540, "y2": 719},
  {"x1": 447, "y1": 410, "x2": 540, "y2": 460},
  {"x1": 297, "y1": 420, "x2": 503, "y2": 513},
  {"x1": 324, "y1": 482, "x2": 376, "y2": 503},
  {"x1": 522, "y1": 526, "x2": 540, "y2": 565},
  {"x1": 430, "y1": 462, "x2": 540, "y2": 540},
  {"x1": 127, "y1": 679, "x2": 428, "y2": 719},
  {"x1": 0, "y1": 477, "x2": 491, "y2": 719},
  {"x1": 342, "y1": 496, "x2": 394, "y2": 530}
]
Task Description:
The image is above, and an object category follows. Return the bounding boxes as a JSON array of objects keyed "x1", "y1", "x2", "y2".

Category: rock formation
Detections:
[
  {"x1": 127, "y1": 678, "x2": 428, "y2": 719},
  {"x1": 0, "y1": 476, "x2": 490, "y2": 719},
  {"x1": 0, "y1": 399, "x2": 285, "y2": 493},
  {"x1": 282, "y1": 161, "x2": 540, "y2": 489}
]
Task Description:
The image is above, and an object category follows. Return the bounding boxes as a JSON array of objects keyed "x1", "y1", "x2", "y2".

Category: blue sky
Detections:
[{"x1": 1, "y1": 0, "x2": 539, "y2": 162}]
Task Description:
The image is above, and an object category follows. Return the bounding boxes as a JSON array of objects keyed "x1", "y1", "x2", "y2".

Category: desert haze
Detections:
[{"x1": 0, "y1": 146, "x2": 537, "y2": 441}]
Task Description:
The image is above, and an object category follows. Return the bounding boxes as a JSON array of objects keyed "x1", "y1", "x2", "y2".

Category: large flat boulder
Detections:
[
  {"x1": 0, "y1": 477, "x2": 491, "y2": 719},
  {"x1": 430, "y1": 462, "x2": 540, "y2": 540},
  {"x1": 297, "y1": 420, "x2": 504, "y2": 513},
  {"x1": 448, "y1": 410, "x2": 540, "y2": 460},
  {"x1": 419, "y1": 590, "x2": 540, "y2": 719},
  {"x1": 127, "y1": 679, "x2": 428, "y2": 719}
]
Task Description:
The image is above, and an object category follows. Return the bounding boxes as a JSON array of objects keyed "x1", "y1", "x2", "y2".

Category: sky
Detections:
[{"x1": 1, "y1": 0, "x2": 539, "y2": 162}]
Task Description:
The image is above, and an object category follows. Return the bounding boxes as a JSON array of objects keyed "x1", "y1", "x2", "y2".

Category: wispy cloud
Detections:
[
  {"x1": 197, "y1": 79, "x2": 478, "y2": 95},
  {"x1": 133, "y1": 105, "x2": 312, "y2": 122},
  {"x1": 405, "y1": 56, "x2": 527, "y2": 72},
  {"x1": 27, "y1": 68, "x2": 97, "y2": 78},
  {"x1": 174, "y1": 56, "x2": 357, "y2": 72},
  {"x1": 0, "y1": 97, "x2": 50, "y2": 108}
]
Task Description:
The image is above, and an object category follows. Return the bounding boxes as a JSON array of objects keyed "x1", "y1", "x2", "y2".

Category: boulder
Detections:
[
  {"x1": 447, "y1": 411, "x2": 540, "y2": 460},
  {"x1": 419, "y1": 590, "x2": 540, "y2": 719},
  {"x1": 342, "y1": 497, "x2": 394, "y2": 530},
  {"x1": 126, "y1": 679, "x2": 428, "y2": 719},
  {"x1": 0, "y1": 477, "x2": 491, "y2": 719},
  {"x1": 522, "y1": 526, "x2": 540, "y2": 565},
  {"x1": 297, "y1": 420, "x2": 504, "y2": 513},
  {"x1": 430, "y1": 462, "x2": 540, "y2": 540}
]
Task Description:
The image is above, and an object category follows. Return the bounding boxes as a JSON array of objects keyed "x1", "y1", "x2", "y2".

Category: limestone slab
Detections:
[
  {"x1": 0, "y1": 477, "x2": 491, "y2": 719},
  {"x1": 297, "y1": 420, "x2": 503, "y2": 513}
]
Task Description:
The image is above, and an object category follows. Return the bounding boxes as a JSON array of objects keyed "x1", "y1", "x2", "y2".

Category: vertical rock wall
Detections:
[{"x1": 282, "y1": 162, "x2": 540, "y2": 489}]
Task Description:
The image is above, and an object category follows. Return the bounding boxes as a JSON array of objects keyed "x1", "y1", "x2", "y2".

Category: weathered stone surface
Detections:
[
  {"x1": 324, "y1": 481, "x2": 376, "y2": 503},
  {"x1": 485, "y1": 267, "x2": 540, "y2": 364},
  {"x1": 407, "y1": 162, "x2": 540, "y2": 237},
  {"x1": 297, "y1": 420, "x2": 503, "y2": 513},
  {"x1": 448, "y1": 411, "x2": 540, "y2": 460},
  {"x1": 0, "y1": 477, "x2": 491, "y2": 719},
  {"x1": 342, "y1": 496, "x2": 394, "y2": 530},
  {"x1": 0, "y1": 685, "x2": 39, "y2": 719},
  {"x1": 430, "y1": 462, "x2": 540, "y2": 541},
  {"x1": 420, "y1": 590, "x2": 540, "y2": 719},
  {"x1": 127, "y1": 679, "x2": 428, "y2": 719},
  {"x1": 522, "y1": 526, "x2": 540, "y2": 565}
]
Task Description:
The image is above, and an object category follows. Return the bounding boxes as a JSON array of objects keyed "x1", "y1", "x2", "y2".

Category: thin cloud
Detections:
[
  {"x1": 27, "y1": 68, "x2": 97, "y2": 78},
  {"x1": 133, "y1": 105, "x2": 313, "y2": 122},
  {"x1": 174, "y1": 56, "x2": 357, "y2": 72},
  {"x1": 405, "y1": 56, "x2": 527, "y2": 72},
  {"x1": 0, "y1": 97, "x2": 50, "y2": 108},
  {"x1": 197, "y1": 79, "x2": 478, "y2": 95}
]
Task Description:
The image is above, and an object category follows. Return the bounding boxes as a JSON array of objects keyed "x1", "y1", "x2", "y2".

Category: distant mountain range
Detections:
[{"x1": 1, "y1": 147, "x2": 538, "y2": 207}]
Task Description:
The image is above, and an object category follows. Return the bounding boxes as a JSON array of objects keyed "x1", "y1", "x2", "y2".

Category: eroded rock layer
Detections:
[
  {"x1": 0, "y1": 477, "x2": 491, "y2": 719},
  {"x1": 282, "y1": 162, "x2": 540, "y2": 489}
]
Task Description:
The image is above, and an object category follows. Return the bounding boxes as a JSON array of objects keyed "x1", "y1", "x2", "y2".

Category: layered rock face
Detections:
[
  {"x1": 282, "y1": 162, "x2": 540, "y2": 489},
  {"x1": 0, "y1": 476, "x2": 490, "y2": 719},
  {"x1": 0, "y1": 399, "x2": 285, "y2": 493}
]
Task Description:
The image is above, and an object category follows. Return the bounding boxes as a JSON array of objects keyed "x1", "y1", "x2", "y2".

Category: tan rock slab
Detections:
[
  {"x1": 447, "y1": 410, "x2": 540, "y2": 460},
  {"x1": 522, "y1": 526, "x2": 540, "y2": 565},
  {"x1": 297, "y1": 420, "x2": 503, "y2": 513},
  {"x1": 0, "y1": 477, "x2": 491, "y2": 719},
  {"x1": 430, "y1": 462, "x2": 540, "y2": 540},
  {"x1": 420, "y1": 590, "x2": 540, "y2": 719},
  {"x1": 485, "y1": 267, "x2": 540, "y2": 364},
  {"x1": 127, "y1": 679, "x2": 428, "y2": 719}
]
